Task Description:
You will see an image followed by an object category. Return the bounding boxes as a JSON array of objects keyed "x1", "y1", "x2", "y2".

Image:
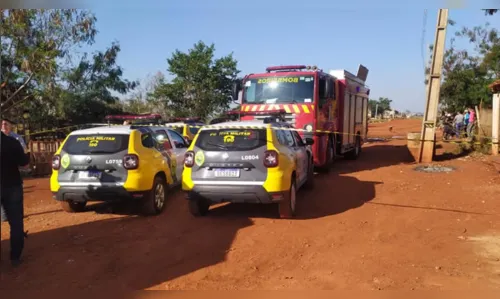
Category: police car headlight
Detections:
[{"x1": 305, "y1": 124, "x2": 313, "y2": 132}]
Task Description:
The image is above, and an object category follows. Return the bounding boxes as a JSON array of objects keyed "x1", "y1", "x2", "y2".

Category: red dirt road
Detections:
[{"x1": 1, "y1": 119, "x2": 499, "y2": 290}]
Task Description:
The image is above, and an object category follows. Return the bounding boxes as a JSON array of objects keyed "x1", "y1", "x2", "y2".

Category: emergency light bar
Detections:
[
  {"x1": 165, "y1": 117, "x2": 202, "y2": 123},
  {"x1": 105, "y1": 113, "x2": 162, "y2": 121},
  {"x1": 266, "y1": 65, "x2": 321, "y2": 73},
  {"x1": 266, "y1": 65, "x2": 307, "y2": 72},
  {"x1": 226, "y1": 109, "x2": 289, "y2": 122}
]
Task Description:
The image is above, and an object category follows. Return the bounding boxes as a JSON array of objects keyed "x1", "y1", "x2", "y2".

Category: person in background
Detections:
[
  {"x1": 463, "y1": 109, "x2": 470, "y2": 137},
  {"x1": 453, "y1": 110, "x2": 464, "y2": 138},
  {"x1": 467, "y1": 107, "x2": 476, "y2": 140},
  {"x1": 1, "y1": 118, "x2": 28, "y2": 223},
  {"x1": 2, "y1": 118, "x2": 28, "y2": 151},
  {"x1": 1, "y1": 131, "x2": 30, "y2": 267}
]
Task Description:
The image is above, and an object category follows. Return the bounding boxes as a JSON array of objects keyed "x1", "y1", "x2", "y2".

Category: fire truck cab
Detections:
[{"x1": 232, "y1": 64, "x2": 369, "y2": 171}]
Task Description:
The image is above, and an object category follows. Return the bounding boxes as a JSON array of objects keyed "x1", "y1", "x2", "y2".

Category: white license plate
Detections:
[
  {"x1": 214, "y1": 168, "x2": 240, "y2": 178},
  {"x1": 78, "y1": 171, "x2": 102, "y2": 179}
]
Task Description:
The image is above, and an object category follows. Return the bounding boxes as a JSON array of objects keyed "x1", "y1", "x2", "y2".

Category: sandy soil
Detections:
[{"x1": 1, "y1": 119, "x2": 499, "y2": 290}]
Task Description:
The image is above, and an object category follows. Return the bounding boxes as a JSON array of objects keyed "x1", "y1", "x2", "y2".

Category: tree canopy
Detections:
[
  {"x1": 431, "y1": 19, "x2": 499, "y2": 112},
  {"x1": 0, "y1": 9, "x2": 97, "y2": 112},
  {"x1": 151, "y1": 41, "x2": 240, "y2": 120},
  {"x1": 368, "y1": 97, "x2": 392, "y2": 117}
]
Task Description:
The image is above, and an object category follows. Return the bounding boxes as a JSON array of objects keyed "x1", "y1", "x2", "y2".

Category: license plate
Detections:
[
  {"x1": 78, "y1": 171, "x2": 102, "y2": 179},
  {"x1": 214, "y1": 168, "x2": 240, "y2": 178}
]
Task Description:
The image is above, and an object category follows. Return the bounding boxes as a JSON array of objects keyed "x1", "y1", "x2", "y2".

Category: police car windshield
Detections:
[
  {"x1": 242, "y1": 75, "x2": 314, "y2": 104},
  {"x1": 196, "y1": 128, "x2": 267, "y2": 151},
  {"x1": 63, "y1": 134, "x2": 130, "y2": 155}
]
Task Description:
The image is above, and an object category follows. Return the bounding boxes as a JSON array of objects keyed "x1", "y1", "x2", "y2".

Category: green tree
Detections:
[
  {"x1": 425, "y1": 11, "x2": 499, "y2": 112},
  {"x1": 368, "y1": 97, "x2": 392, "y2": 117},
  {"x1": 0, "y1": 9, "x2": 97, "y2": 112},
  {"x1": 123, "y1": 72, "x2": 168, "y2": 116},
  {"x1": 56, "y1": 42, "x2": 138, "y2": 124},
  {"x1": 152, "y1": 41, "x2": 240, "y2": 119},
  {"x1": 483, "y1": 9, "x2": 498, "y2": 15},
  {"x1": 431, "y1": 21, "x2": 499, "y2": 111}
]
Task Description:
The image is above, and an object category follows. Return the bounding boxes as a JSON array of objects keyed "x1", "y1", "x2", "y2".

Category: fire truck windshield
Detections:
[{"x1": 242, "y1": 75, "x2": 314, "y2": 104}]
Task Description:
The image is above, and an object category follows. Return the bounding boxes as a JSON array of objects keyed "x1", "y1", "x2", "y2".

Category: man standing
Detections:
[
  {"x1": 467, "y1": 108, "x2": 476, "y2": 141},
  {"x1": 1, "y1": 118, "x2": 28, "y2": 222},
  {"x1": 453, "y1": 111, "x2": 464, "y2": 138},
  {"x1": 1, "y1": 131, "x2": 30, "y2": 267}
]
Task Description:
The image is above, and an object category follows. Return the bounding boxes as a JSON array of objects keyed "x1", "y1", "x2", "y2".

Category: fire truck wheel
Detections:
[
  {"x1": 345, "y1": 135, "x2": 362, "y2": 160},
  {"x1": 60, "y1": 201, "x2": 86, "y2": 213},
  {"x1": 279, "y1": 177, "x2": 296, "y2": 219},
  {"x1": 316, "y1": 137, "x2": 335, "y2": 173}
]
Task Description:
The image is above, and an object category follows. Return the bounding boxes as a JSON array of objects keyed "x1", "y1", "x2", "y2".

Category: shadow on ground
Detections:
[
  {"x1": 334, "y1": 143, "x2": 416, "y2": 175},
  {"x1": 209, "y1": 174, "x2": 381, "y2": 220},
  {"x1": 1, "y1": 170, "x2": 383, "y2": 290},
  {"x1": 1, "y1": 195, "x2": 252, "y2": 290}
]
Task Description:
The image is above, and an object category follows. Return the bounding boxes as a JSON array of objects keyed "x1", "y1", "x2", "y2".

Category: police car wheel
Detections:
[
  {"x1": 188, "y1": 198, "x2": 210, "y2": 217},
  {"x1": 142, "y1": 176, "x2": 167, "y2": 216},
  {"x1": 60, "y1": 201, "x2": 86, "y2": 213},
  {"x1": 279, "y1": 179, "x2": 296, "y2": 219},
  {"x1": 304, "y1": 158, "x2": 315, "y2": 190}
]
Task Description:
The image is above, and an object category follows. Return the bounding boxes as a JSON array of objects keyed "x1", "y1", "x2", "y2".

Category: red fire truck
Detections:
[{"x1": 231, "y1": 64, "x2": 370, "y2": 171}]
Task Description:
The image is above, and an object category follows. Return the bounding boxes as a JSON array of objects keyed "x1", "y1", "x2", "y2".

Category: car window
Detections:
[
  {"x1": 282, "y1": 130, "x2": 295, "y2": 147},
  {"x1": 292, "y1": 131, "x2": 305, "y2": 146},
  {"x1": 274, "y1": 129, "x2": 287, "y2": 145},
  {"x1": 196, "y1": 128, "x2": 267, "y2": 151},
  {"x1": 141, "y1": 133, "x2": 155, "y2": 148},
  {"x1": 153, "y1": 129, "x2": 172, "y2": 149},
  {"x1": 62, "y1": 134, "x2": 129, "y2": 155},
  {"x1": 189, "y1": 125, "x2": 200, "y2": 135},
  {"x1": 169, "y1": 130, "x2": 188, "y2": 148}
]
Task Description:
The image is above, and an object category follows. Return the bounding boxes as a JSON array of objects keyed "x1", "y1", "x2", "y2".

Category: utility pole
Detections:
[
  {"x1": 375, "y1": 104, "x2": 378, "y2": 118},
  {"x1": 418, "y1": 9, "x2": 449, "y2": 163},
  {"x1": 491, "y1": 80, "x2": 500, "y2": 155}
]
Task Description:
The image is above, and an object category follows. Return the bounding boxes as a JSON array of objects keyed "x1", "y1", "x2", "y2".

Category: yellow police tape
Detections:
[{"x1": 19, "y1": 123, "x2": 498, "y2": 145}]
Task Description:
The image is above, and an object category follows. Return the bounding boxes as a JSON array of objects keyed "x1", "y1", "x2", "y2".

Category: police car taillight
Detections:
[
  {"x1": 184, "y1": 151, "x2": 194, "y2": 168},
  {"x1": 264, "y1": 150, "x2": 279, "y2": 167},
  {"x1": 123, "y1": 154, "x2": 139, "y2": 170},
  {"x1": 52, "y1": 155, "x2": 61, "y2": 170}
]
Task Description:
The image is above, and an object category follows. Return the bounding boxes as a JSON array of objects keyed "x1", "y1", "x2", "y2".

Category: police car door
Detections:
[
  {"x1": 167, "y1": 129, "x2": 188, "y2": 182},
  {"x1": 291, "y1": 130, "x2": 308, "y2": 186},
  {"x1": 282, "y1": 128, "x2": 306, "y2": 185},
  {"x1": 151, "y1": 128, "x2": 177, "y2": 184}
]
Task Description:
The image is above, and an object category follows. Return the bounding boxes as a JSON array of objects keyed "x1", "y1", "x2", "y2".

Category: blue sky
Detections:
[{"x1": 79, "y1": 0, "x2": 500, "y2": 113}]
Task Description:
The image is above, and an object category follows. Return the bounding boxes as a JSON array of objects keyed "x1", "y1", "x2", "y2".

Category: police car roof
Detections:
[
  {"x1": 70, "y1": 125, "x2": 133, "y2": 135},
  {"x1": 162, "y1": 122, "x2": 186, "y2": 127},
  {"x1": 202, "y1": 120, "x2": 271, "y2": 129}
]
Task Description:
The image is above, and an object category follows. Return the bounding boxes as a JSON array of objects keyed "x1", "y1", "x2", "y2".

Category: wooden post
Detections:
[{"x1": 418, "y1": 9, "x2": 449, "y2": 163}]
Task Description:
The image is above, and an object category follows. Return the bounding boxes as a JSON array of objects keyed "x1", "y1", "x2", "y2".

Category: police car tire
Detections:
[
  {"x1": 279, "y1": 179, "x2": 296, "y2": 219},
  {"x1": 304, "y1": 158, "x2": 315, "y2": 190},
  {"x1": 188, "y1": 198, "x2": 210, "y2": 217},
  {"x1": 142, "y1": 176, "x2": 167, "y2": 216},
  {"x1": 60, "y1": 201, "x2": 86, "y2": 213}
]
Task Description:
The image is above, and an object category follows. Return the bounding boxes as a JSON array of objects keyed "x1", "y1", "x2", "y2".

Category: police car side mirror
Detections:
[
  {"x1": 305, "y1": 138, "x2": 314, "y2": 146},
  {"x1": 231, "y1": 81, "x2": 241, "y2": 103}
]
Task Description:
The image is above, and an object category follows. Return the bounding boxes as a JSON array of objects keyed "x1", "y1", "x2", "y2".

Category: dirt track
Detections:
[{"x1": 1, "y1": 119, "x2": 500, "y2": 290}]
